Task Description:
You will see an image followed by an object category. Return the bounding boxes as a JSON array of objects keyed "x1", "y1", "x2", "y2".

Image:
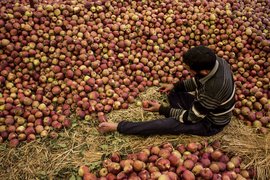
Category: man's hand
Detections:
[
  {"x1": 143, "y1": 100, "x2": 161, "y2": 112},
  {"x1": 98, "y1": 122, "x2": 118, "y2": 134},
  {"x1": 159, "y1": 83, "x2": 174, "y2": 94}
]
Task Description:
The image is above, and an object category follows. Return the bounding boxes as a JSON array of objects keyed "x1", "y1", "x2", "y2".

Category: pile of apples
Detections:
[
  {"x1": 0, "y1": 0, "x2": 269, "y2": 147},
  {"x1": 78, "y1": 141, "x2": 254, "y2": 180}
]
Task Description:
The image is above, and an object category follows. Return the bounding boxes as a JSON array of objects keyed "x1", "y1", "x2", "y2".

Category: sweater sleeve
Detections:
[
  {"x1": 159, "y1": 105, "x2": 187, "y2": 123},
  {"x1": 159, "y1": 100, "x2": 209, "y2": 124},
  {"x1": 174, "y1": 78, "x2": 198, "y2": 92},
  {"x1": 173, "y1": 80, "x2": 186, "y2": 92},
  {"x1": 158, "y1": 105, "x2": 171, "y2": 117}
]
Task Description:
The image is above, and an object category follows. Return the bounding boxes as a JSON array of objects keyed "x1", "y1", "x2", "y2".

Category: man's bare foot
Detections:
[{"x1": 98, "y1": 122, "x2": 118, "y2": 134}]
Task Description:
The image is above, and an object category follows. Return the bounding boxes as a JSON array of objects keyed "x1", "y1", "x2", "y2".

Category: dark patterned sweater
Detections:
[{"x1": 159, "y1": 56, "x2": 235, "y2": 126}]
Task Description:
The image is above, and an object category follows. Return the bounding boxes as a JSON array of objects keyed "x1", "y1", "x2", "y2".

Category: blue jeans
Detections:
[{"x1": 117, "y1": 90, "x2": 225, "y2": 136}]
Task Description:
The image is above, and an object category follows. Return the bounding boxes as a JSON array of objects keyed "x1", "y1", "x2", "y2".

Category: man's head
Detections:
[{"x1": 183, "y1": 46, "x2": 216, "y2": 73}]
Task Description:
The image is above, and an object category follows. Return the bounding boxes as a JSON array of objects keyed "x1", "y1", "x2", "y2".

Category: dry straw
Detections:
[{"x1": 0, "y1": 87, "x2": 269, "y2": 179}]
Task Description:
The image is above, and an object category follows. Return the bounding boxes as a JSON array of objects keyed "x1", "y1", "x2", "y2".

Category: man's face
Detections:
[{"x1": 183, "y1": 63, "x2": 197, "y2": 76}]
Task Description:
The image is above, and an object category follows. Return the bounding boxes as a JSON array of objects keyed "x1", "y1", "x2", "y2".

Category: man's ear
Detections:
[{"x1": 199, "y1": 69, "x2": 210, "y2": 76}]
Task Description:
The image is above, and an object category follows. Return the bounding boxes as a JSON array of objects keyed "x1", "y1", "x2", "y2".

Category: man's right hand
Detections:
[
  {"x1": 143, "y1": 100, "x2": 161, "y2": 112},
  {"x1": 159, "y1": 84, "x2": 174, "y2": 94}
]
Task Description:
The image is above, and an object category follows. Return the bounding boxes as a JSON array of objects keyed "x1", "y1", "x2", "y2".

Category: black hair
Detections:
[{"x1": 183, "y1": 46, "x2": 216, "y2": 71}]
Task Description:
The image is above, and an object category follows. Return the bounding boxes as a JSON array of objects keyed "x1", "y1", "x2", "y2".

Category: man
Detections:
[{"x1": 98, "y1": 46, "x2": 235, "y2": 136}]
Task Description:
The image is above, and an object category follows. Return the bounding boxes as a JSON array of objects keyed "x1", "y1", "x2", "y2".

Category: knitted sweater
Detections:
[{"x1": 159, "y1": 56, "x2": 235, "y2": 126}]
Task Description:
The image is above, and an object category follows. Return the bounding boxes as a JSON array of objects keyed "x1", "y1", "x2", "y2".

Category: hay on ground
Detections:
[{"x1": 0, "y1": 87, "x2": 269, "y2": 180}]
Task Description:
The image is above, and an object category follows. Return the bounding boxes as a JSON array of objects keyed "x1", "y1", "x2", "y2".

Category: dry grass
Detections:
[{"x1": 0, "y1": 87, "x2": 269, "y2": 180}]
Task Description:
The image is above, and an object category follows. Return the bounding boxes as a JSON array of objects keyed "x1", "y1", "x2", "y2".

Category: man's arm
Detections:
[
  {"x1": 174, "y1": 77, "x2": 198, "y2": 92},
  {"x1": 159, "y1": 100, "x2": 211, "y2": 124}
]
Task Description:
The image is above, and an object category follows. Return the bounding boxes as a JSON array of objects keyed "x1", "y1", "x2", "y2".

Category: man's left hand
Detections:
[{"x1": 143, "y1": 100, "x2": 161, "y2": 112}]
